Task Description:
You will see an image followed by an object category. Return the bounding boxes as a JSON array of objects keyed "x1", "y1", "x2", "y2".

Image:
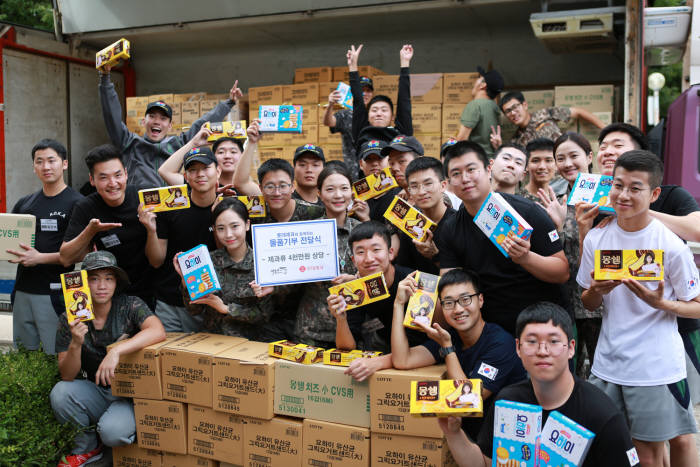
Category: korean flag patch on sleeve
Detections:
[
  {"x1": 548, "y1": 229, "x2": 559, "y2": 242},
  {"x1": 477, "y1": 362, "x2": 498, "y2": 380}
]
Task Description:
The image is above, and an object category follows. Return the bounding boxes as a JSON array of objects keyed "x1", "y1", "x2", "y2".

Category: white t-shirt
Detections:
[{"x1": 576, "y1": 218, "x2": 700, "y2": 386}]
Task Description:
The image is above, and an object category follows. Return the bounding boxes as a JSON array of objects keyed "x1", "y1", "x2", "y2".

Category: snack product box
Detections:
[
  {"x1": 303, "y1": 419, "x2": 370, "y2": 467},
  {"x1": 61, "y1": 270, "x2": 94, "y2": 323},
  {"x1": 258, "y1": 105, "x2": 303, "y2": 133},
  {"x1": 237, "y1": 195, "x2": 266, "y2": 218},
  {"x1": 162, "y1": 452, "x2": 218, "y2": 467},
  {"x1": 112, "y1": 443, "x2": 162, "y2": 467},
  {"x1": 538, "y1": 410, "x2": 595, "y2": 467},
  {"x1": 177, "y1": 245, "x2": 221, "y2": 301},
  {"x1": 327, "y1": 272, "x2": 390, "y2": 311},
  {"x1": 139, "y1": 185, "x2": 190, "y2": 212},
  {"x1": 474, "y1": 192, "x2": 533, "y2": 258},
  {"x1": 0, "y1": 213, "x2": 35, "y2": 260},
  {"x1": 268, "y1": 340, "x2": 324, "y2": 364},
  {"x1": 384, "y1": 196, "x2": 437, "y2": 242},
  {"x1": 371, "y1": 433, "x2": 457, "y2": 467},
  {"x1": 594, "y1": 249, "x2": 664, "y2": 281},
  {"x1": 134, "y1": 398, "x2": 188, "y2": 454},
  {"x1": 96, "y1": 38, "x2": 130, "y2": 69},
  {"x1": 403, "y1": 272, "x2": 440, "y2": 330},
  {"x1": 204, "y1": 121, "x2": 247, "y2": 141},
  {"x1": 187, "y1": 404, "x2": 245, "y2": 462},
  {"x1": 323, "y1": 348, "x2": 383, "y2": 367},
  {"x1": 352, "y1": 167, "x2": 399, "y2": 201},
  {"x1": 410, "y1": 379, "x2": 483, "y2": 417},
  {"x1": 335, "y1": 81, "x2": 354, "y2": 109},
  {"x1": 243, "y1": 416, "x2": 303, "y2": 467},
  {"x1": 566, "y1": 173, "x2": 614, "y2": 213},
  {"x1": 492, "y1": 400, "x2": 542, "y2": 467}
]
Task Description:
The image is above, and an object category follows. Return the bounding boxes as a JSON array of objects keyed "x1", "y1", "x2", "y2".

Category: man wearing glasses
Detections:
[
  {"x1": 391, "y1": 268, "x2": 526, "y2": 440},
  {"x1": 436, "y1": 141, "x2": 569, "y2": 335}
]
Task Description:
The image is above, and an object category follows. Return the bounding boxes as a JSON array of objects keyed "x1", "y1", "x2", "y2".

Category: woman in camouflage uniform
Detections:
[
  {"x1": 538, "y1": 132, "x2": 604, "y2": 378},
  {"x1": 176, "y1": 198, "x2": 275, "y2": 339}
]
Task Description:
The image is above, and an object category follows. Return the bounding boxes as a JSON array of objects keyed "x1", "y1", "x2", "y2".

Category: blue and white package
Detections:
[
  {"x1": 177, "y1": 244, "x2": 221, "y2": 301},
  {"x1": 258, "y1": 105, "x2": 303, "y2": 133},
  {"x1": 492, "y1": 400, "x2": 542, "y2": 467},
  {"x1": 474, "y1": 192, "x2": 533, "y2": 258},
  {"x1": 538, "y1": 410, "x2": 595, "y2": 467},
  {"x1": 566, "y1": 173, "x2": 614, "y2": 213},
  {"x1": 335, "y1": 82, "x2": 353, "y2": 109}
]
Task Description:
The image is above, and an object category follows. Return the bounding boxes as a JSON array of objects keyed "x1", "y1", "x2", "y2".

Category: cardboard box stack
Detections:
[{"x1": 555, "y1": 84, "x2": 614, "y2": 157}]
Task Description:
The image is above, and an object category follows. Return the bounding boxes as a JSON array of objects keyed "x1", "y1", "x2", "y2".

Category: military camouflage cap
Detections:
[{"x1": 82, "y1": 250, "x2": 130, "y2": 287}]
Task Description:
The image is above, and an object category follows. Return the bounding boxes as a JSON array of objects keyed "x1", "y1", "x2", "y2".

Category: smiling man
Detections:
[
  {"x1": 291, "y1": 144, "x2": 325, "y2": 207},
  {"x1": 489, "y1": 144, "x2": 527, "y2": 194},
  {"x1": 519, "y1": 138, "x2": 559, "y2": 203}
]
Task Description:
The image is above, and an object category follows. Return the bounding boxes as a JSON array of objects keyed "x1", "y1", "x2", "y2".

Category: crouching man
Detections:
[{"x1": 50, "y1": 251, "x2": 165, "y2": 467}]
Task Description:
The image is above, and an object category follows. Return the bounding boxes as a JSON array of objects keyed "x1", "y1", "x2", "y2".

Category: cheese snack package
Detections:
[
  {"x1": 268, "y1": 340, "x2": 324, "y2": 364},
  {"x1": 409, "y1": 379, "x2": 483, "y2": 417},
  {"x1": 61, "y1": 270, "x2": 94, "y2": 323},
  {"x1": 383, "y1": 197, "x2": 437, "y2": 242},
  {"x1": 259, "y1": 105, "x2": 303, "y2": 133},
  {"x1": 403, "y1": 272, "x2": 440, "y2": 330},
  {"x1": 204, "y1": 120, "x2": 247, "y2": 141},
  {"x1": 138, "y1": 185, "x2": 190, "y2": 212},
  {"x1": 594, "y1": 249, "x2": 664, "y2": 281},
  {"x1": 177, "y1": 245, "x2": 221, "y2": 301},
  {"x1": 328, "y1": 272, "x2": 390, "y2": 311},
  {"x1": 538, "y1": 410, "x2": 595, "y2": 467},
  {"x1": 474, "y1": 192, "x2": 533, "y2": 258},
  {"x1": 352, "y1": 167, "x2": 398, "y2": 201},
  {"x1": 492, "y1": 400, "x2": 542, "y2": 467}
]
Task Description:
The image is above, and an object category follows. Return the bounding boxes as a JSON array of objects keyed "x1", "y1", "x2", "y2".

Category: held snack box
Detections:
[
  {"x1": 323, "y1": 348, "x2": 383, "y2": 366},
  {"x1": 538, "y1": 410, "x2": 595, "y2": 467},
  {"x1": 268, "y1": 340, "x2": 324, "y2": 364},
  {"x1": 567, "y1": 173, "x2": 614, "y2": 213},
  {"x1": 352, "y1": 167, "x2": 399, "y2": 201},
  {"x1": 594, "y1": 249, "x2": 664, "y2": 281},
  {"x1": 403, "y1": 272, "x2": 440, "y2": 330},
  {"x1": 335, "y1": 82, "x2": 354, "y2": 109},
  {"x1": 474, "y1": 192, "x2": 533, "y2": 258},
  {"x1": 0, "y1": 213, "x2": 35, "y2": 260},
  {"x1": 492, "y1": 400, "x2": 542, "y2": 467},
  {"x1": 383, "y1": 197, "x2": 437, "y2": 242},
  {"x1": 138, "y1": 185, "x2": 190, "y2": 212},
  {"x1": 204, "y1": 120, "x2": 247, "y2": 141},
  {"x1": 409, "y1": 379, "x2": 483, "y2": 417},
  {"x1": 177, "y1": 245, "x2": 221, "y2": 301},
  {"x1": 328, "y1": 272, "x2": 390, "y2": 311},
  {"x1": 237, "y1": 195, "x2": 266, "y2": 218},
  {"x1": 258, "y1": 105, "x2": 303, "y2": 133},
  {"x1": 96, "y1": 38, "x2": 130, "y2": 70},
  {"x1": 61, "y1": 270, "x2": 94, "y2": 323}
]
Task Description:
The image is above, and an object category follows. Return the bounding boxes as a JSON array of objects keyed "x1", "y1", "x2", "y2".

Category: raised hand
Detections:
[
  {"x1": 346, "y1": 44, "x2": 363, "y2": 72},
  {"x1": 399, "y1": 44, "x2": 414, "y2": 67}
]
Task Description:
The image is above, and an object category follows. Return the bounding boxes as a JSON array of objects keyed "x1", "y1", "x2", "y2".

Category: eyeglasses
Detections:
[
  {"x1": 407, "y1": 180, "x2": 437, "y2": 194},
  {"x1": 262, "y1": 182, "x2": 293, "y2": 194},
  {"x1": 448, "y1": 167, "x2": 481, "y2": 183},
  {"x1": 440, "y1": 293, "x2": 479, "y2": 311},
  {"x1": 610, "y1": 183, "x2": 650, "y2": 196},
  {"x1": 503, "y1": 103, "x2": 522, "y2": 115},
  {"x1": 519, "y1": 338, "x2": 569, "y2": 356}
]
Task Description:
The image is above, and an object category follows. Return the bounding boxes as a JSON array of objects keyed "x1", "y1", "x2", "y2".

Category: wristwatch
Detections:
[{"x1": 439, "y1": 345, "x2": 456, "y2": 358}]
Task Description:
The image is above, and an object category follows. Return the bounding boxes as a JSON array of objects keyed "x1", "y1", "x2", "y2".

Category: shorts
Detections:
[{"x1": 589, "y1": 374, "x2": 697, "y2": 441}]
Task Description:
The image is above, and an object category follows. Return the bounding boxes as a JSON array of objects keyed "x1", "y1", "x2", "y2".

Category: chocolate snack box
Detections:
[
  {"x1": 96, "y1": 38, "x2": 130, "y2": 69},
  {"x1": 268, "y1": 340, "x2": 324, "y2": 365},
  {"x1": 409, "y1": 379, "x2": 483, "y2": 417},
  {"x1": 594, "y1": 249, "x2": 664, "y2": 281},
  {"x1": 384, "y1": 197, "x2": 437, "y2": 243},
  {"x1": 138, "y1": 185, "x2": 190, "y2": 212},
  {"x1": 352, "y1": 167, "x2": 399, "y2": 201},
  {"x1": 204, "y1": 120, "x2": 247, "y2": 141},
  {"x1": 403, "y1": 271, "x2": 440, "y2": 330},
  {"x1": 323, "y1": 348, "x2": 383, "y2": 367},
  {"x1": 61, "y1": 270, "x2": 94, "y2": 323},
  {"x1": 237, "y1": 195, "x2": 266, "y2": 218},
  {"x1": 328, "y1": 272, "x2": 390, "y2": 311}
]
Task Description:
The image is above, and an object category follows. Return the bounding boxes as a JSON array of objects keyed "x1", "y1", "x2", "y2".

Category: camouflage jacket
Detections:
[
  {"x1": 511, "y1": 106, "x2": 572, "y2": 148},
  {"x1": 255, "y1": 199, "x2": 326, "y2": 224},
  {"x1": 182, "y1": 247, "x2": 277, "y2": 339},
  {"x1": 293, "y1": 216, "x2": 360, "y2": 346},
  {"x1": 330, "y1": 109, "x2": 361, "y2": 180}
]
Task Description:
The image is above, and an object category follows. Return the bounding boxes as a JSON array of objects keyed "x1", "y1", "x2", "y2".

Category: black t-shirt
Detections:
[
  {"x1": 346, "y1": 264, "x2": 423, "y2": 352},
  {"x1": 368, "y1": 187, "x2": 401, "y2": 222},
  {"x1": 63, "y1": 186, "x2": 153, "y2": 301},
  {"x1": 12, "y1": 187, "x2": 83, "y2": 295},
  {"x1": 437, "y1": 194, "x2": 565, "y2": 334},
  {"x1": 422, "y1": 323, "x2": 527, "y2": 440},
  {"x1": 395, "y1": 207, "x2": 456, "y2": 275},
  {"x1": 477, "y1": 378, "x2": 637, "y2": 467},
  {"x1": 155, "y1": 196, "x2": 217, "y2": 306}
]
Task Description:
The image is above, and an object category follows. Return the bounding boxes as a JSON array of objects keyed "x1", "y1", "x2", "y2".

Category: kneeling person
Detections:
[{"x1": 50, "y1": 251, "x2": 165, "y2": 466}]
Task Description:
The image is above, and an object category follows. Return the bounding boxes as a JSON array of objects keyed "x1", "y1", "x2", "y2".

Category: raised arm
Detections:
[
  {"x1": 177, "y1": 80, "x2": 242, "y2": 145},
  {"x1": 98, "y1": 67, "x2": 135, "y2": 151},
  {"x1": 233, "y1": 120, "x2": 263, "y2": 196},
  {"x1": 158, "y1": 125, "x2": 212, "y2": 185},
  {"x1": 60, "y1": 219, "x2": 122, "y2": 266},
  {"x1": 570, "y1": 107, "x2": 606, "y2": 129},
  {"x1": 395, "y1": 44, "x2": 413, "y2": 135},
  {"x1": 57, "y1": 319, "x2": 87, "y2": 381},
  {"x1": 348, "y1": 45, "x2": 369, "y2": 142},
  {"x1": 323, "y1": 90, "x2": 342, "y2": 128}
]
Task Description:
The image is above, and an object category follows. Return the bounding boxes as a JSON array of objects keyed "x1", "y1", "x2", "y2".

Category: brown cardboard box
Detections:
[
  {"x1": 0, "y1": 214, "x2": 36, "y2": 261},
  {"x1": 332, "y1": 65, "x2": 386, "y2": 82},
  {"x1": 323, "y1": 145, "x2": 344, "y2": 162},
  {"x1": 302, "y1": 105, "x2": 319, "y2": 125},
  {"x1": 112, "y1": 444, "x2": 162, "y2": 467},
  {"x1": 521, "y1": 89, "x2": 555, "y2": 112},
  {"x1": 134, "y1": 399, "x2": 187, "y2": 454},
  {"x1": 243, "y1": 417, "x2": 303, "y2": 467},
  {"x1": 173, "y1": 93, "x2": 207, "y2": 104},
  {"x1": 162, "y1": 452, "x2": 218, "y2": 467},
  {"x1": 110, "y1": 333, "x2": 186, "y2": 400},
  {"x1": 412, "y1": 104, "x2": 442, "y2": 133},
  {"x1": 262, "y1": 124, "x2": 318, "y2": 148},
  {"x1": 370, "y1": 365, "x2": 446, "y2": 438},
  {"x1": 188, "y1": 405, "x2": 245, "y2": 463},
  {"x1": 182, "y1": 102, "x2": 201, "y2": 125},
  {"x1": 317, "y1": 82, "x2": 342, "y2": 104},
  {"x1": 372, "y1": 75, "x2": 398, "y2": 103},
  {"x1": 170, "y1": 103, "x2": 182, "y2": 125},
  {"x1": 206, "y1": 93, "x2": 229, "y2": 101},
  {"x1": 274, "y1": 360, "x2": 371, "y2": 428},
  {"x1": 441, "y1": 104, "x2": 463, "y2": 137},
  {"x1": 371, "y1": 433, "x2": 456, "y2": 467},
  {"x1": 160, "y1": 333, "x2": 247, "y2": 407},
  {"x1": 442, "y1": 73, "x2": 480, "y2": 104},
  {"x1": 294, "y1": 66, "x2": 332, "y2": 83},
  {"x1": 199, "y1": 99, "x2": 218, "y2": 116},
  {"x1": 258, "y1": 146, "x2": 290, "y2": 162},
  {"x1": 411, "y1": 74, "x2": 443, "y2": 104},
  {"x1": 213, "y1": 341, "x2": 276, "y2": 419},
  {"x1": 148, "y1": 94, "x2": 175, "y2": 105},
  {"x1": 415, "y1": 133, "x2": 442, "y2": 158},
  {"x1": 126, "y1": 96, "x2": 148, "y2": 118},
  {"x1": 554, "y1": 84, "x2": 614, "y2": 112},
  {"x1": 249, "y1": 86, "x2": 284, "y2": 107},
  {"x1": 283, "y1": 83, "x2": 319, "y2": 104},
  {"x1": 318, "y1": 124, "x2": 343, "y2": 146},
  {"x1": 302, "y1": 419, "x2": 370, "y2": 467},
  {"x1": 126, "y1": 117, "x2": 142, "y2": 133}
]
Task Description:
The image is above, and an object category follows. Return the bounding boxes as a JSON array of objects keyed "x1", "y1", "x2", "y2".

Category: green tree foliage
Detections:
[{"x1": 0, "y1": 0, "x2": 54, "y2": 32}]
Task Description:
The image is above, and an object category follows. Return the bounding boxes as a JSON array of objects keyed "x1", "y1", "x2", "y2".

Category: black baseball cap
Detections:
[
  {"x1": 359, "y1": 140, "x2": 388, "y2": 160},
  {"x1": 145, "y1": 101, "x2": 172, "y2": 119},
  {"x1": 440, "y1": 137, "x2": 458, "y2": 158},
  {"x1": 184, "y1": 146, "x2": 217, "y2": 169},
  {"x1": 293, "y1": 144, "x2": 325, "y2": 163},
  {"x1": 381, "y1": 135, "x2": 424, "y2": 157},
  {"x1": 476, "y1": 66, "x2": 504, "y2": 96},
  {"x1": 360, "y1": 76, "x2": 374, "y2": 90}
]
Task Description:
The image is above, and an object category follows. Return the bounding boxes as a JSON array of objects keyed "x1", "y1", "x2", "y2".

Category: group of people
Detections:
[{"x1": 8, "y1": 44, "x2": 700, "y2": 467}]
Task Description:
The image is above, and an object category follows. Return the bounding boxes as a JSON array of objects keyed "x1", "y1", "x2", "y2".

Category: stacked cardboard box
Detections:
[{"x1": 555, "y1": 84, "x2": 614, "y2": 156}]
